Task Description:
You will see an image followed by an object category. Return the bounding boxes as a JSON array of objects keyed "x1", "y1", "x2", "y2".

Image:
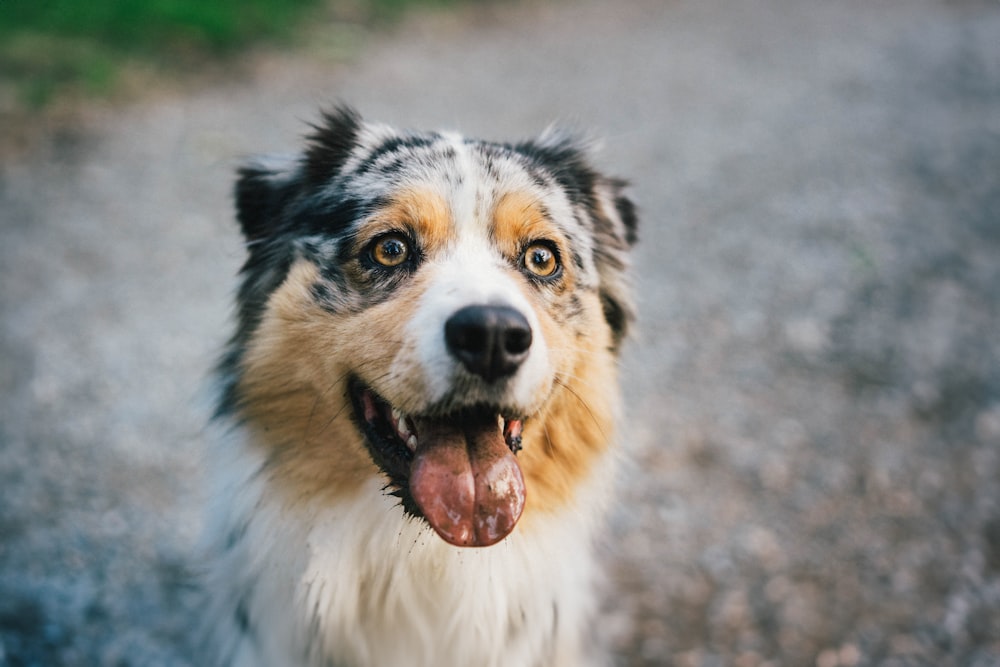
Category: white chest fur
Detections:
[{"x1": 204, "y1": 428, "x2": 613, "y2": 667}]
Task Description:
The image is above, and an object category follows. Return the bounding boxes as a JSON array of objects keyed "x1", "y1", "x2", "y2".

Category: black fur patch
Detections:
[
  {"x1": 613, "y1": 188, "x2": 639, "y2": 246},
  {"x1": 512, "y1": 137, "x2": 599, "y2": 208},
  {"x1": 235, "y1": 597, "x2": 253, "y2": 637},
  {"x1": 353, "y1": 134, "x2": 437, "y2": 176},
  {"x1": 304, "y1": 106, "x2": 362, "y2": 186},
  {"x1": 234, "y1": 164, "x2": 300, "y2": 242}
]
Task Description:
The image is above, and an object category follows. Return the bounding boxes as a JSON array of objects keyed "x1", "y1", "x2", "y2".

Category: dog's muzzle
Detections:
[
  {"x1": 404, "y1": 304, "x2": 532, "y2": 546},
  {"x1": 352, "y1": 304, "x2": 536, "y2": 548}
]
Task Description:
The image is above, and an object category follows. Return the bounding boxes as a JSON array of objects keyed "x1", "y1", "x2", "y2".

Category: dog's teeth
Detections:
[
  {"x1": 407, "y1": 435, "x2": 418, "y2": 451},
  {"x1": 390, "y1": 406, "x2": 412, "y2": 440}
]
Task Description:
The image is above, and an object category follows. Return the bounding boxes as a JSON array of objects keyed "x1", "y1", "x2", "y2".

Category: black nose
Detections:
[{"x1": 445, "y1": 305, "x2": 533, "y2": 382}]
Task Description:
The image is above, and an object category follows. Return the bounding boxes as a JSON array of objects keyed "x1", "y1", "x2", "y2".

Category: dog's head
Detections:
[{"x1": 221, "y1": 107, "x2": 636, "y2": 547}]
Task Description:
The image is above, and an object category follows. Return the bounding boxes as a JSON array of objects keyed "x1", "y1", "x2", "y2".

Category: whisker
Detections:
[
  {"x1": 553, "y1": 375, "x2": 609, "y2": 442},
  {"x1": 541, "y1": 421, "x2": 555, "y2": 457}
]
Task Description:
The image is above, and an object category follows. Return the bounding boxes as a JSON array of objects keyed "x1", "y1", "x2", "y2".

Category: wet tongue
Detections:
[{"x1": 409, "y1": 414, "x2": 526, "y2": 547}]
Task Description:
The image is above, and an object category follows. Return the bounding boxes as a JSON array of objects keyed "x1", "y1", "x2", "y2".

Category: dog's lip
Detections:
[{"x1": 348, "y1": 378, "x2": 527, "y2": 547}]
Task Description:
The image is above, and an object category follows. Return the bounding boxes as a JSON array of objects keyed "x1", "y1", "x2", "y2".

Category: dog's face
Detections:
[{"x1": 221, "y1": 107, "x2": 636, "y2": 547}]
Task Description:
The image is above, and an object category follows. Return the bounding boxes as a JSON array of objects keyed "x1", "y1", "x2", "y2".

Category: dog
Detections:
[{"x1": 204, "y1": 106, "x2": 637, "y2": 667}]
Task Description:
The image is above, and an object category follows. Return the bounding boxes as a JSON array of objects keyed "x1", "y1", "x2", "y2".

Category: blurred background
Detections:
[{"x1": 1, "y1": 0, "x2": 999, "y2": 665}]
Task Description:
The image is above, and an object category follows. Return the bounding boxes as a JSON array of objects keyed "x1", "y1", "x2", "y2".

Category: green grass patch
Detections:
[
  {"x1": 0, "y1": 0, "x2": 323, "y2": 54},
  {"x1": 0, "y1": 0, "x2": 324, "y2": 107},
  {"x1": 0, "y1": 0, "x2": 460, "y2": 109}
]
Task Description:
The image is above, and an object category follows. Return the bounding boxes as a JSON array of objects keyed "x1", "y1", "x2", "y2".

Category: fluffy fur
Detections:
[{"x1": 205, "y1": 107, "x2": 637, "y2": 667}]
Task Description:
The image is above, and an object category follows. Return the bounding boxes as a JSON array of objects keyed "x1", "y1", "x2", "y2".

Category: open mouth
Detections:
[{"x1": 348, "y1": 378, "x2": 526, "y2": 547}]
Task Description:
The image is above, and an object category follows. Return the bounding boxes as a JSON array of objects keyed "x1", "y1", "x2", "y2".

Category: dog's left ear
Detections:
[
  {"x1": 516, "y1": 131, "x2": 638, "y2": 349},
  {"x1": 589, "y1": 175, "x2": 638, "y2": 351}
]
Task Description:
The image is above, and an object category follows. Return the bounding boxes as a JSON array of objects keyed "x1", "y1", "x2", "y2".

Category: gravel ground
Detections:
[{"x1": 2, "y1": 0, "x2": 999, "y2": 665}]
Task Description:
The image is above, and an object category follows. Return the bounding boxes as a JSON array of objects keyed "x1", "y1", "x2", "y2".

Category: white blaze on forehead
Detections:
[{"x1": 440, "y1": 132, "x2": 483, "y2": 238}]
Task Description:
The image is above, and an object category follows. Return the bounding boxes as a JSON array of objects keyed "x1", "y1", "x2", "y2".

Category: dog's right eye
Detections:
[{"x1": 370, "y1": 234, "x2": 410, "y2": 268}]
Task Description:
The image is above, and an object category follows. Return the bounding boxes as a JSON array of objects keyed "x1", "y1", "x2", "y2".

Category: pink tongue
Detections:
[{"x1": 409, "y1": 416, "x2": 526, "y2": 547}]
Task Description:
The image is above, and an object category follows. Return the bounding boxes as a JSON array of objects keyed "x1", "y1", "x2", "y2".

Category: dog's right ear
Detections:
[
  {"x1": 234, "y1": 159, "x2": 298, "y2": 242},
  {"x1": 235, "y1": 106, "x2": 363, "y2": 242}
]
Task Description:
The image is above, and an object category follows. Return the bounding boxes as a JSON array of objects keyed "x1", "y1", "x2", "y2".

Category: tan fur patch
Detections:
[
  {"x1": 358, "y1": 188, "x2": 453, "y2": 255},
  {"x1": 491, "y1": 192, "x2": 567, "y2": 259},
  {"x1": 516, "y1": 290, "x2": 618, "y2": 520},
  {"x1": 239, "y1": 260, "x2": 426, "y2": 503}
]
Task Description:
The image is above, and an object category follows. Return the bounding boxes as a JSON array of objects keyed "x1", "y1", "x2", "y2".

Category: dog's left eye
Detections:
[
  {"x1": 370, "y1": 234, "x2": 411, "y2": 268},
  {"x1": 522, "y1": 242, "x2": 560, "y2": 278}
]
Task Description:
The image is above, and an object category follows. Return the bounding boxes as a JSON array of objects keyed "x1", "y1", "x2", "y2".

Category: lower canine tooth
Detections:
[{"x1": 406, "y1": 435, "x2": 418, "y2": 451}]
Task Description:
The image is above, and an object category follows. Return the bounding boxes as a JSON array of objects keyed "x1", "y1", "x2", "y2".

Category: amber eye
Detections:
[
  {"x1": 522, "y1": 242, "x2": 560, "y2": 278},
  {"x1": 370, "y1": 234, "x2": 410, "y2": 267}
]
